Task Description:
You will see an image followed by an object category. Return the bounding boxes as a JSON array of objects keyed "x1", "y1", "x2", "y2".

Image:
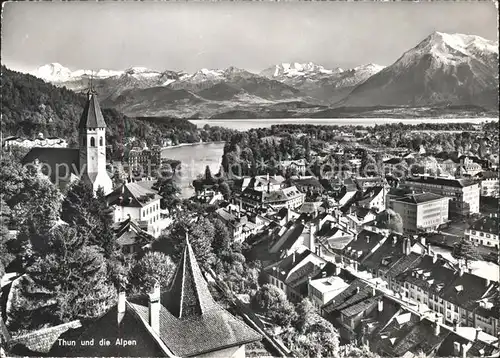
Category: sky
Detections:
[{"x1": 1, "y1": 1, "x2": 498, "y2": 74}]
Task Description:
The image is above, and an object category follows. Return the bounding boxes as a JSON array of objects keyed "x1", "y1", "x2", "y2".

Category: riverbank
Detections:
[{"x1": 161, "y1": 140, "x2": 226, "y2": 152}]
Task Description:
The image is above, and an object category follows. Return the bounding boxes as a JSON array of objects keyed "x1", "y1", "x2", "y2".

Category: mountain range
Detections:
[{"x1": 28, "y1": 32, "x2": 499, "y2": 118}]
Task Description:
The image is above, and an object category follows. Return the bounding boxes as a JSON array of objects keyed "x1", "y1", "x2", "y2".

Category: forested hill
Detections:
[{"x1": 1, "y1": 66, "x2": 231, "y2": 153}]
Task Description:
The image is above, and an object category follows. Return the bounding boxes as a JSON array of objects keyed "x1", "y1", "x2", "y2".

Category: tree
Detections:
[
  {"x1": 452, "y1": 238, "x2": 481, "y2": 268},
  {"x1": 156, "y1": 177, "x2": 181, "y2": 210},
  {"x1": 340, "y1": 344, "x2": 381, "y2": 358},
  {"x1": 211, "y1": 218, "x2": 231, "y2": 257},
  {"x1": 61, "y1": 181, "x2": 116, "y2": 256},
  {"x1": 6, "y1": 225, "x2": 115, "y2": 333},
  {"x1": 282, "y1": 298, "x2": 340, "y2": 358},
  {"x1": 129, "y1": 251, "x2": 176, "y2": 294},
  {"x1": 376, "y1": 209, "x2": 403, "y2": 233},
  {"x1": 250, "y1": 284, "x2": 297, "y2": 327},
  {"x1": 218, "y1": 180, "x2": 231, "y2": 200},
  {"x1": 204, "y1": 165, "x2": 214, "y2": 184},
  {"x1": 154, "y1": 217, "x2": 215, "y2": 269}
]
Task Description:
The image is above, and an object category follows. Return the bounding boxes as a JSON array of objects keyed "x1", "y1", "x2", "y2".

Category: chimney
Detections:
[
  {"x1": 372, "y1": 286, "x2": 376, "y2": 297},
  {"x1": 292, "y1": 251, "x2": 296, "y2": 264},
  {"x1": 420, "y1": 237, "x2": 426, "y2": 246},
  {"x1": 117, "y1": 291, "x2": 126, "y2": 324},
  {"x1": 427, "y1": 243, "x2": 432, "y2": 256},
  {"x1": 267, "y1": 173, "x2": 270, "y2": 181},
  {"x1": 433, "y1": 252, "x2": 437, "y2": 264},
  {"x1": 309, "y1": 222, "x2": 315, "y2": 253},
  {"x1": 461, "y1": 344, "x2": 467, "y2": 358},
  {"x1": 434, "y1": 322, "x2": 441, "y2": 336},
  {"x1": 404, "y1": 238, "x2": 411, "y2": 256},
  {"x1": 475, "y1": 327, "x2": 482, "y2": 340},
  {"x1": 355, "y1": 286, "x2": 360, "y2": 294},
  {"x1": 335, "y1": 265, "x2": 341, "y2": 276},
  {"x1": 148, "y1": 280, "x2": 161, "y2": 335},
  {"x1": 392, "y1": 236, "x2": 397, "y2": 247},
  {"x1": 459, "y1": 266, "x2": 464, "y2": 277},
  {"x1": 453, "y1": 320, "x2": 459, "y2": 332},
  {"x1": 378, "y1": 299, "x2": 383, "y2": 312}
]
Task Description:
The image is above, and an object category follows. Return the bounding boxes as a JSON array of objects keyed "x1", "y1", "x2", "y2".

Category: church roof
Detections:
[
  {"x1": 22, "y1": 148, "x2": 80, "y2": 181},
  {"x1": 79, "y1": 91, "x2": 107, "y2": 129},
  {"x1": 162, "y1": 237, "x2": 219, "y2": 318}
]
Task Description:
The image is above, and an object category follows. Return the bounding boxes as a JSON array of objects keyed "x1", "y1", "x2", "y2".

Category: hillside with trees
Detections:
[{"x1": 1, "y1": 66, "x2": 236, "y2": 158}]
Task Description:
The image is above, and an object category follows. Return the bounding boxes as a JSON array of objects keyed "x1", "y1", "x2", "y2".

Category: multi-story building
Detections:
[
  {"x1": 389, "y1": 193, "x2": 449, "y2": 234},
  {"x1": 280, "y1": 159, "x2": 307, "y2": 175},
  {"x1": 215, "y1": 204, "x2": 271, "y2": 243},
  {"x1": 106, "y1": 182, "x2": 163, "y2": 237},
  {"x1": 264, "y1": 249, "x2": 327, "y2": 302},
  {"x1": 402, "y1": 176, "x2": 480, "y2": 217},
  {"x1": 475, "y1": 171, "x2": 499, "y2": 198},
  {"x1": 465, "y1": 214, "x2": 499, "y2": 249},
  {"x1": 240, "y1": 185, "x2": 305, "y2": 211},
  {"x1": 128, "y1": 145, "x2": 162, "y2": 168}
]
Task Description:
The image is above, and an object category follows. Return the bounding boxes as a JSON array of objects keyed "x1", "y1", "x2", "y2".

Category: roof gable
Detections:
[{"x1": 162, "y1": 237, "x2": 218, "y2": 319}]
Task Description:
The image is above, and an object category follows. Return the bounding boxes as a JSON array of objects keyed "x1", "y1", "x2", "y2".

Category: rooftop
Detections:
[
  {"x1": 468, "y1": 216, "x2": 499, "y2": 235},
  {"x1": 405, "y1": 176, "x2": 477, "y2": 188},
  {"x1": 393, "y1": 192, "x2": 445, "y2": 205},
  {"x1": 107, "y1": 182, "x2": 161, "y2": 208}
]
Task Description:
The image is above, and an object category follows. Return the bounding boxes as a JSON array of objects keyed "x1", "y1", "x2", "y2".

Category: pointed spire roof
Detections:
[
  {"x1": 79, "y1": 87, "x2": 107, "y2": 129},
  {"x1": 163, "y1": 233, "x2": 218, "y2": 319}
]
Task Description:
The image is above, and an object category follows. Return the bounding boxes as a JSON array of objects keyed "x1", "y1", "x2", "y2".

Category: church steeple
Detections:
[
  {"x1": 162, "y1": 233, "x2": 218, "y2": 319},
  {"x1": 78, "y1": 81, "x2": 112, "y2": 195},
  {"x1": 79, "y1": 86, "x2": 107, "y2": 130}
]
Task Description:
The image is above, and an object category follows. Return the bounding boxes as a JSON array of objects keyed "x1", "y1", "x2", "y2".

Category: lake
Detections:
[
  {"x1": 190, "y1": 117, "x2": 496, "y2": 131},
  {"x1": 161, "y1": 142, "x2": 225, "y2": 198},
  {"x1": 166, "y1": 117, "x2": 496, "y2": 197}
]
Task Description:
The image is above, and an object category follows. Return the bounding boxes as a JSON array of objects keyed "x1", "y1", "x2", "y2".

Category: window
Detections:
[
  {"x1": 90, "y1": 137, "x2": 96, "y2": 147},
  {"x1": 99, "y1": 137, "x2": 103, "y2": 146}
]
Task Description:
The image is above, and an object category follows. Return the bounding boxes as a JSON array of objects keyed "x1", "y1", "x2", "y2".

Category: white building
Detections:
[
  {"x1": 107, "y1": 182, "x2": 164, "y2": 238},
  {"x1": 465, "y1": 214, "x2": 499, "y2": 249},
  {"x1": 389, "y1": 193, "x2": 449, "y2": 234}
]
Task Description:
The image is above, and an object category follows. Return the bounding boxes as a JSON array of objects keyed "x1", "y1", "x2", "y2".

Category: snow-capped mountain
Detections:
[
  {"x1": 34, "y1": 63, "x2": 123, "y2": 82},
  {"x1": 260, "y1": 62, "x2": 384, "y2": 103},
  {"x1": 260, "y1": 62, "x2": 343, "y2": 78},
  {"x1": 342, "y1": 32, "x2": 499, "y2": 109}
]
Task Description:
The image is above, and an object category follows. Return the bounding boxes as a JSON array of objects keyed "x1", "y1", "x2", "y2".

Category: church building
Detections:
[{"x1": 22, "y1": 89, "x2": 113, "y2": 195}]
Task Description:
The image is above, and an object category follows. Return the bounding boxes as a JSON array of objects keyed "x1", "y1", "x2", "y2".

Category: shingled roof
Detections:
[
  {"x1": 468, "y1": 216, "x2": 499, "y2": 235},
  {"x1": 162, "y1": 237, "x2": 218, "y2": 318},
  {"x1": 79, "y1": 91, "x2": 107, "y2": 129},
  {"x1": 50, "y1": 237, "x2": 261, "y2": 357},
  {"x1": 107, "y1": 182, "x2": 161, "y2": 208}
]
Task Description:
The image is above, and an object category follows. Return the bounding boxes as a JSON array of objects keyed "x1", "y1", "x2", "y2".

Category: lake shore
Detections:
[{"x1": 161, "y1": 140, "x2": 226, "y2": 152}]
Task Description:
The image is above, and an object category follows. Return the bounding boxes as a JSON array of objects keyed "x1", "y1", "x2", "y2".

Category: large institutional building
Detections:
[
  {"x1": 402, "y1": 176, "x2": 480, "y2": 217},
  {"x1": 23, "y1": 90, "x2": 113, "y2": 195}
]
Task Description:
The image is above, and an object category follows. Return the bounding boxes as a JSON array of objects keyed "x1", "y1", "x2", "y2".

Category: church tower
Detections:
[{"x1": 78, "y1": 87, "x2": 113, "y2": 195}]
